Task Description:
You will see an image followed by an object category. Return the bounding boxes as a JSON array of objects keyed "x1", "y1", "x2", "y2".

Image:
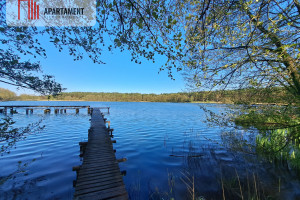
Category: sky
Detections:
[{"x1": 0, "y1": 33, "x2": 187, "y2": 96}]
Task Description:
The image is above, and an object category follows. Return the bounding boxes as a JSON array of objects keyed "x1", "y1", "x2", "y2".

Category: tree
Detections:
[
  {"x1": 0, "y1": 2, "x2": 106, "y2": 95},
  {"x1": 92, "y1": 0, "x2": 299, "y2": 103},
  {"x1": 2, "y1": 1, "x2": 298, "y2": 99},
  {"x1": 180, "y1": 0, "x2": 299, "y2": 101},
  {"x1": 0, "y1": 23, "x2": 64, "y2": 95}
]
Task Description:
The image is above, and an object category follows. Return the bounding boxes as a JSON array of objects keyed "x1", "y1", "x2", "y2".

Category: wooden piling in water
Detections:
[
  {"x1": 0, "y1": 106, "x2": 103, "y2": 116},
  {"x1": 44, "y1": 109, "x2": 51, "y2": 114},
  {"x1": 106, "y1": 121, "x2": 110, "y2": 129}
]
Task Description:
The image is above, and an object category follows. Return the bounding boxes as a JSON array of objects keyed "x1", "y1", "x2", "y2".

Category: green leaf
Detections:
[{"x1": 131, "y1": 18, "x2": 137, "y2": 23}]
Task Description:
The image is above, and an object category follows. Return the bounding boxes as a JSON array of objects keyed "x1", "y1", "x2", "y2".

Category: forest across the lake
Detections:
[{"x1": 0, "y1": 87, "x2": 295, "y2": 104}]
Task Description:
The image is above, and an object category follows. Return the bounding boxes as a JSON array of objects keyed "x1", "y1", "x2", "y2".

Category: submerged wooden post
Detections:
[
  {"x1": 76, "y1": 108, "x2": 79, "y2": 114},
  {"x1": 121, "y1": 170, "x2": 127, "y2": 176},
  {"x1": 108, "y1": 128, "x2": 114, "y2": 137},
  {"x1": 117, "y1": 158, "x2": 127, "y2": 163},
  {"x1": 44, "y1": 109, "x2": 51, "y2": 114},
  {"x1": 79, "y1": 141, "x2": 88, "y2": 157},
  {"x1": 72, "y1": 165, "x2": 81, "y2": 172},
  {"x1": 106, "y1": 121, "x2": 110, "y2": 129},
  {"x1": 108, "y1": 107, "x2": 110, "y2": 114}
]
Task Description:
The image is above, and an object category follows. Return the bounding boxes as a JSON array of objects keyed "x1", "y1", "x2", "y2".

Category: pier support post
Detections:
[
  {"x1": 121, "y1": 170, "x2": 127, "y2": 176},
  {"x1": 108, "y1": 107, "x2": 110, "y2": 114},
  {"x1": 79, "y1": 142, "x2": 88, "y2": 157},
  {"x1": 64, "y1": 109, "x2": 67, "y2": 113},
  {"x1": 55, "y1": 109, "x2": 59, "y2": 114},
  {"x1": 106, "y1": 121, "x2": 110, "y2": 129},
  {"x1": 88, "y1": 107, "x2": 91, "y2": 115},
  {"x1": 26, "y1": 109, "x2": 29, "y2": 115},
  {"x1": 76, "y1": 108, "x2": 79, "y2": 114},
  {"x1": 10, "y1": 108, "x2": 14, "y2": 114},
  {"x1": 44, "y1": 109, "x2": 51, "y2": 114},
  {"x1": 30, "y1": 109, "x2": 33, "y2": 114},
  {"x1": 72, "y1": 166, "x2": 81, "y2": 172},
  {"x1": 117, "y1": 158, "x2": 127, "y2": 163},
  {"x1": 108, "y1": 128, "x2": 114, "y2": 136}
]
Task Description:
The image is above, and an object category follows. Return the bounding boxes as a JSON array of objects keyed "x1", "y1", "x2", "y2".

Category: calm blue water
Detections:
[{"x1": 0, "y1": 101, "x2": 299, "y2": 200}]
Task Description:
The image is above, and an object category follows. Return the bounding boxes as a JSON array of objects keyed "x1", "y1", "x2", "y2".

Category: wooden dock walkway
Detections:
[
  {"x1": 73, "y1": 108, "x2": 128, "y2": 200},
  {"x1": 0, "y1": 105, "x2": 110, "y2": 115}
]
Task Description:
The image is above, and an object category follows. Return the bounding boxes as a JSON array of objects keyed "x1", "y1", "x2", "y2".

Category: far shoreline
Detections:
[{"x1": 1, "y1": 99, "x2": 229, "y2": 104}]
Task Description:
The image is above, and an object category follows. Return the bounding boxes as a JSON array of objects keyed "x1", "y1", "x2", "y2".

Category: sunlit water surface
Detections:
[{"x1": 0, "y1": 101, "x2": 300, "y2": 200}]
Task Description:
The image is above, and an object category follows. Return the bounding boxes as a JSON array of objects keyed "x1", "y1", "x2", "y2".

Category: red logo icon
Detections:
[{"x1": 18, "y1": 0, "x2": 39, "y2": 20}]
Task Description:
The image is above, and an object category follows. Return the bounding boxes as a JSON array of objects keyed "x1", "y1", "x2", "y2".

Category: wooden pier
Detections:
[
  {"x1": 0, "y1": 105, "x2": 110, "y2": 115},
  {"x1": 73, "y1": 108, "x2": 128, "y2": 200}
]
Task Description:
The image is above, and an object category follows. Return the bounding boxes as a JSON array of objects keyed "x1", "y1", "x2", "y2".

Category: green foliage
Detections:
[
  {"x1": 235, "y1": 105, "x2": 300, "y2": 129},
  {"x1": 226, "y1": 105, "x2": 300, "y2": 170},
  {"x1": 1, "y1": 1, "x2": 299, "y2": 101},
  {"x1": 235, "y1": 108, "x2": 299, "y2": 130},
  {"x1": 202, "y1": 102, "x2": 300, "y2": 169},
  {"x1": 179, "y1": 0, "x2": 300, "y2": 100}
]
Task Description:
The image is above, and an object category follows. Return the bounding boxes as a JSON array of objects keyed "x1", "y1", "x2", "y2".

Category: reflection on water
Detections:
[{"x1": 0, "y1": 101, "x2": 299, "y2": 199}]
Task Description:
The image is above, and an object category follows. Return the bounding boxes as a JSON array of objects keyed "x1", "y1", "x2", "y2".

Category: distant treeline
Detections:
[
  {"x1": 0, "y1": 88, "x2": 17, "y2": 101},
  {"x1": 1, "y1": 87, "x2": 294, "y2": 104}
]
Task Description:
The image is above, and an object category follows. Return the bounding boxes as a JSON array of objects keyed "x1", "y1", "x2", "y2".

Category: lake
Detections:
[{"x1": 0, "y1": 101, "x2": 300, "y2": 199}]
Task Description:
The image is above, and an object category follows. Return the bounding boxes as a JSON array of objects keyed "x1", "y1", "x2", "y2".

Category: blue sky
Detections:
[{"x1": 1, "y1": 36, "x2": 186, "y2": 95}]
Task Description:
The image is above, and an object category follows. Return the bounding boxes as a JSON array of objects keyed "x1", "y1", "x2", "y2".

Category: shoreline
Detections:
[
  {"x1": 3, "y1": 100, "x2": 291, "y2": 105},
  {"x1": 1, "y1": 99, "x2": 230, "y2": 104}
]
